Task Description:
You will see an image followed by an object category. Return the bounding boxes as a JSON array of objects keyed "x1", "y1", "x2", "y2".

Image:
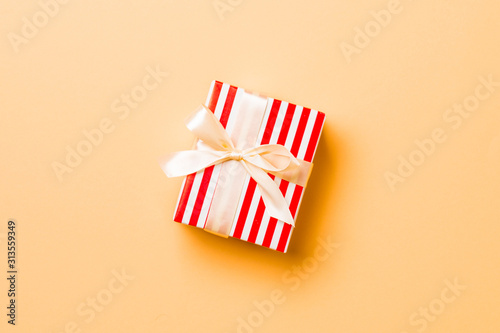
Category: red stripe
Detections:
[
  {"x1": 174, "y1": 82, "x2": 223, "y2": 222},
  {"x1": 219, "y1": 85, "x2": 238, "y2": 127},
  {"x1": 173, "y1": 172, "x2": 196, "y2": 222},
  {"x1": 231, "y1": 180, "x2": 257, "y2": 239},
  {"x1": 289, "y1": 186, "x2": 304, "y2": 218},
  {"x1": 277, "y1": 111, "x2": 325, "y2": 252},
  {"x1": 304, "y1": 112, "x2": 325, "y2": 162},
  {"x1": 262, "y1": 107, "x2": 311, "y2": 248},
  {"x1": 247, "y1": 104, "x2": 296, "y2": 243},
  {"x1": 246, "y1": 201, "x2": 266, "y2": 243},
  {"x1": 208, "y1": 81, "x2": 223, "y2": 112},
  {"x1": 276, "y1": 223, "x2": 292, "y2": 252},
  {"x1": 263, "y1": 100, "x2": 282, "y2": 144},
  {"x1": 262, "y1": 100, "x2": 282, "y2": 145},
  {"x1": 232, "y1": 100, "x2": 281, "y2": 239},
  {"x1": 291, "y1": 108, "x2": 311, "y2": 157},
  {"x1": 188, "y1": 166, "x2": 214, "y2": 226},
  {"x1": 276, "y1": 103, "x2": 296, "y2": 144}
]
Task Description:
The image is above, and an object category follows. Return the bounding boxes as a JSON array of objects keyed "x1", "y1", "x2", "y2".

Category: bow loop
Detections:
[
  {"x1": 242, "y1": 144, "x2": 300, "y2": 173},
  {"x1": 185, "y1": 105, "x2": 235, "y2": 151}
]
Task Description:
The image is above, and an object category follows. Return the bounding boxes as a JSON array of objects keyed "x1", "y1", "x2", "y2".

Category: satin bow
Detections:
[{"x1": 159, "y1": 105, "x2": 312, "y2": 226}]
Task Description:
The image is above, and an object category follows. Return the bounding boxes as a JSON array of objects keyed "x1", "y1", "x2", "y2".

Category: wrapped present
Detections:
[{"x1": 159, "y1": 81, "x2": 325, "y2": 253}]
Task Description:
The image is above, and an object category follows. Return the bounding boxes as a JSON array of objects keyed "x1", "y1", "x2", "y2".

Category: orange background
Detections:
[{"x1": 1, "y1": 0, "x2": 500, "y2": 332}]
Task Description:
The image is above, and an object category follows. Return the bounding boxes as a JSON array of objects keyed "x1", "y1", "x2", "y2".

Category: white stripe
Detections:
[
  {"x1": 283, "y1": 229, "x2": 294, "y2": 253},
  {"x1": 269, "y1": 222, "x2": 284, "y2": 250},
  {"x1": 284, "y1": 106, "x2": 302, "y2": 149},
  {"x1": 297, "y1": 110, "x2": 318, "y2": 159},
  {"x1": 173, "y1": 177, "x2": 187, "y2": 220},
  {"x1": 269, "y1": 102, "x2": 288, "y2": 144},
  {"x1": 309, "y1": 110, "x2": 325, "y2": 161},
  {"x1": 213, "y1": 84, "x2": 230, "y2": 118},
  {"x1": 196, "y1": 165, "x2": 220, "y2": 228},
  {"x1": 224, "y1": 87, "x2": 245, "y2": 136},
  {"x1": 181, "y1": 171, "x2": 203, "y2": 224},
  {"x1": 255, "y1": 211, "x2": 271, "y2": 245},
  {"x1": 205, "y1": 81, "x2": 215, "y2": 105},
  {"x1": 258, "y1": 99, "x2": 274, "y2": 139}
]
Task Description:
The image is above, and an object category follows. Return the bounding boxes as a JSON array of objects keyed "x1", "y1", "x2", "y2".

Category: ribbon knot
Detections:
[
  {"x1": 159, "y1": 105, "x2": 312, "y2": 227},
  {"x1": 228, "y1": 150, "x2": 244, "y2": 161}
]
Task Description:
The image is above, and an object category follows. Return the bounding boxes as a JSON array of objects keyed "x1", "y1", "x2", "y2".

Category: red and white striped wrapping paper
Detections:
[{"x1": 173, "y1": 81, "x2": 325, "y2": 253}]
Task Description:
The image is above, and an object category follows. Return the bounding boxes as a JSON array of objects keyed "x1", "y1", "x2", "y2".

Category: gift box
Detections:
[{"x1": 160, "y1": 80, "x2": 325, "y2": 253}]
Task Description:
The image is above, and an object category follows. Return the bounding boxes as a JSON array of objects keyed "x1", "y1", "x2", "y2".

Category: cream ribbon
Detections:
[{"x1": 159, "y1": 105, "x2": 312, "y2": 226}]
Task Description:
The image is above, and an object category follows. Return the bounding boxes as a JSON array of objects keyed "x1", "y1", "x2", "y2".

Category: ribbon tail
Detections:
[
  {"x1": 241, "y1": 161, "x2": 295, "y2": 226},
  {"x1": 159, "y1": 150, "x2": 228, "y2": 178},
  {"x1": 268, "y1": 159, "x2": 313, "y2": 187}
]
